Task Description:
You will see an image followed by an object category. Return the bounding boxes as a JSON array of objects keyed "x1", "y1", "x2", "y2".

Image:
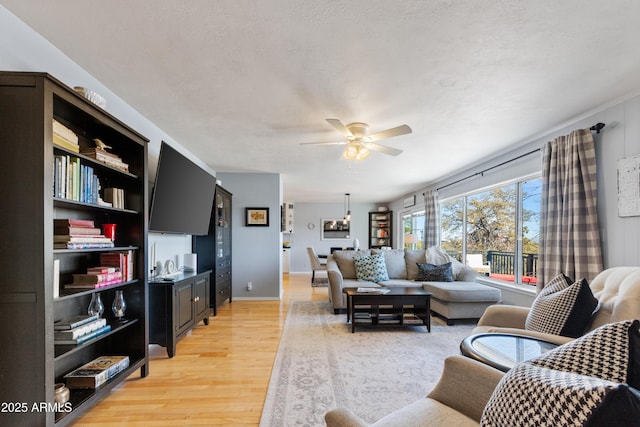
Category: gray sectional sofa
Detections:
[{"x1": 326, "y1": 247, "x2": 502, "y2": 324}]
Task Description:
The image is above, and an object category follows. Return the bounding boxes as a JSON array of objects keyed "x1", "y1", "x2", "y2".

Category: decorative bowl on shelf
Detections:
[{"x1": 73, "y1": 86, "x2": 107, "y2": 109}]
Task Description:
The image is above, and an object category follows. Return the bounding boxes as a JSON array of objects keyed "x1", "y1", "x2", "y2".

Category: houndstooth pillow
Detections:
[
  {"x1": 530, "y1": 320, "x2": 640, "y2": 389},
  {"x1": 353, "y1": 253, "x2": 389, "y2": 282},
  {"x1": 481, "y1": 362, "x2": 640, "y2": 427},
  {"x1": 525, "y1": 274, "x2": 598, "y2": 337}
]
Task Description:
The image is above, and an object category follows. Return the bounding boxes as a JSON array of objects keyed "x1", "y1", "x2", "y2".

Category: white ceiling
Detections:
[{"x1": 4, "y1": 0, "x2": 640, "y2": 203}]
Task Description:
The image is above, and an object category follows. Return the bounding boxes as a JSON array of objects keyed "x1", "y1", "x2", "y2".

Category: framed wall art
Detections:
[
  {"x1": 245, "y1": 207, "x2": 269, "y2": 226},
  {"x1": 321, "y1": 218, "x2": 350, "y2": 239}
]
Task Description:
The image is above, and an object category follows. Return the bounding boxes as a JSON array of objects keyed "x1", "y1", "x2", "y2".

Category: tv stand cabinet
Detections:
[{"x1": 149, "y1": 271, "x2": 211, "y2": 357}]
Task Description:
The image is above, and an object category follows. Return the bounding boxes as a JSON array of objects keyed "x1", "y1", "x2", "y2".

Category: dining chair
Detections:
[{"x1": 306, "y1": 247, "x2": 328, "y2": 286}]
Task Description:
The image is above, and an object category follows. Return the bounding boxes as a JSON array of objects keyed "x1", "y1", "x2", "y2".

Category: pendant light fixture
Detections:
[{"x1": 343, "y1": 193, "x2": 351, "y2": 224}]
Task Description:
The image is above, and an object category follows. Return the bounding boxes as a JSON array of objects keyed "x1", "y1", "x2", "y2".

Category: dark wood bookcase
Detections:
[
  {"x1": 0, "y1": 72, "x2": 149, "y2": 426},
  {"x1": 192, "y1": 185, "x2": 232, "y2": 315},
  {"x1": 368, "y1": 211, "x2": 393, "y2": 248}
]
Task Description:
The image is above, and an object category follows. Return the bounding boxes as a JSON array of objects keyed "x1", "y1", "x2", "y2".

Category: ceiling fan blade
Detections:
[
  {"x1": 326, "y1": 118, "x2": 354, "y2": 138},
  {"x1": 367, "y1": 124, "x2": 412, "y2": 142},
  {"x1": 362, "y1": 142, "x2": 403, "y2": 156},
  {"x1": 300, "y1": 140, "x2": 347, "y2": 146}
]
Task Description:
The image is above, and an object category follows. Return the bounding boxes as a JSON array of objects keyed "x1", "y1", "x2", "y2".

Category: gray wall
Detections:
[
  {"x1": 388, "y1": 95, "x2": 640, "y2": 305},
  {"x1": 285, "y1": 202, "x2": 379, "y2": 273},
  {"x1": 218, "y1": 173, "x2": 282, "y2": 299},
  {"x1": 0, "y1": 6, "x2": 215, "y2": 277}
]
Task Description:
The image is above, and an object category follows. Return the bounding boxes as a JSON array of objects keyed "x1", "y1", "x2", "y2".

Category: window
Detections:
[
  {"x1": 440, "y1": 177, "x2": 541, "y2": 287},
  {"x1": 402, "y1": 210, "x2": 425, "y2": 249}
]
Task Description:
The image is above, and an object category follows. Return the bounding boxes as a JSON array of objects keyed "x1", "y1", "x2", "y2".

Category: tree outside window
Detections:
[
  {"x1": 440, "y1": 178, "x2": 541, "y2": 286},
  {"x1": 402, "y1": 210, "x2": 425, "y2": 249}
]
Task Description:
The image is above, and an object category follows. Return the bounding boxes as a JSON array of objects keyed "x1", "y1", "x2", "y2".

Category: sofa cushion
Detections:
[
  {"x1": 525, "y1": 274, "x2": 598, "y2": 338},
  {"x1": 425, "y1": 246, "x2": 468, "y2": 280},
  {"x1": 353, "y1": 253, "x2": 389, "y2": 282},
  {"x1": 529, "y1": 320, "x2": 640, "y2": 390},
  {"x1": 481, "y1": 362, "x2": 640, "y2": 427},
  {"x1": 405, "y1": 249, "x2": 427, "y2": 280},
  {"x1": 416, "y1": 262, "x2": 454, "y2": 282},
  {"x1": 379, "y1": 249, "x2": 408, "y2": 279},
  {"x1": 423, "y1": 281, "x2": 502, "y2": 303},
  {"x1": 373, "y1": 398, "x2": 478, "y2": 427},
  {"x1": 333, "y1": 249, "x2": 371, "y2": 279},
  {"x1": 380, "y1": 279, "x2": 423, "y2": 288}
]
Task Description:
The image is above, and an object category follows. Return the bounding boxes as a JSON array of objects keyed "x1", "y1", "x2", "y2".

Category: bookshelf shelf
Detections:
[
  {"x1": 53, "y1": 197, "x2": 141, "y2": 213},
  {"x1": 0, "y1": 71, "x2": 149, "y2": 427},
  {"x1": 56, "y1": 279, "x2": 139, "y2": 300},
  {"x1": 52, "y1": 145, "x2": 141, "y2": 180},
  {"x1": 53, "y1": 357, "x2": 146, "y2": 425},
  {"x1": 54, "y1": 318, "x2": 140, "y2": 359}
]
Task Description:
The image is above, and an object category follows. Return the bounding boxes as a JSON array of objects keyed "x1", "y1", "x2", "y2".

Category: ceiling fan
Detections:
[{"x1": 302, "y1": 118, "x2": 412, "y2": 160}]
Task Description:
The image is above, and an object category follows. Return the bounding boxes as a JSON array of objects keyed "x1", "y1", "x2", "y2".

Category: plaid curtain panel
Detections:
[
  {"x1": 538, "y1": 128, "x2": 603, "y2": 289},
  {"x1": 423, "y1": 189, "x2": 440, "y2": 248}
]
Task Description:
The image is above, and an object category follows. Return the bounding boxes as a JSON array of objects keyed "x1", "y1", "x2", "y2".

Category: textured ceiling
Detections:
[{"x1": 3, "y1": 0, "x2": 640, "y2": 203}]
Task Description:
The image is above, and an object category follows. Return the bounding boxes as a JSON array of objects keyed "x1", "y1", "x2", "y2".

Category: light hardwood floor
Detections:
[{"x1": 73, "y1": 273, "x2": 328, "y2": 426}]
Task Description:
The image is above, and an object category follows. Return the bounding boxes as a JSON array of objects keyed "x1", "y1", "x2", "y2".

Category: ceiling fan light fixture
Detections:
[
  {"x1": 343, "y1": 143, "x2": 369, "y2": 161},
  {"x1": 355, "y1": 146, "x2": 369, "y2": 160},
  {"x1": 344, "y1": 143, "x2": 359, "y2": 160}
]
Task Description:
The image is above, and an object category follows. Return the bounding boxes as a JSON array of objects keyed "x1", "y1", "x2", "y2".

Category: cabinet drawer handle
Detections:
[{"x1": 193, "y1": 296, "x2": 200, "y2": 302}]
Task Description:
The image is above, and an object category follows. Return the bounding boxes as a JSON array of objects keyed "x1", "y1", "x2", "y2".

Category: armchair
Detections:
[
  {"x1": 473, "y1": 266, "x2": 640, "y2": 344},
  {"x1": 325, "y1": 355, "x2": 503, "y2": 427}
]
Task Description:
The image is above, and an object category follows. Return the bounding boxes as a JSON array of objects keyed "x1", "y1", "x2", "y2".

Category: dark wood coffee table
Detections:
[
  {"x1": 460, "y1": 333, "x2": 558, "y2": 372},
  {"x1": 343, "y1": 287, "x2": 432, "y2": 333}
]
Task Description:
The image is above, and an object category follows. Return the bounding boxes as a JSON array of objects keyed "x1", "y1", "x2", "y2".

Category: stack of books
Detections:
[
  {"x1": 52, "y1": 119, "x2": 79, "y2": 153},
  {"x1": 66, "y1": 266, "x2": 123, "y2": 290},
  {"x1": 103, "y1": 187, "x2": 125, "y2": 209},
  {"x1": 54, "y1": 314, "x2": 111, "y2": 345},
  {"x1": 54, "y1": 218, "x2": 114, "y2": 249},
  {"x1": 63, "y1": 355, "x2": 130, "y2": 389},
  {"x1": 100, "y1": 251, "x2": 135, "y2": 282},
  {"x1": 81, "y1": 145, "x2": 129, "y2": 172}
]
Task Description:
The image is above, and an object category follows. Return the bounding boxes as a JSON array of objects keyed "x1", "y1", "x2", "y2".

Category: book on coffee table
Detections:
[{"x1": 356, "y1": 287, "x2": 390, "y2": 294}]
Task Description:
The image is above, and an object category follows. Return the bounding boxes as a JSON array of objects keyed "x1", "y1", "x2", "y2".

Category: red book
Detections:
[
  {"x1": 54, "y1": 218, "x2": 95, "y2": 228},
  {"x1": 54, "y1": 226, "x2": 102, "y2": 236}
]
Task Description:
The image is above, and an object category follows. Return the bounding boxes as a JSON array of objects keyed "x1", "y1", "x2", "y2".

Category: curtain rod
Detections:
[{"x1": 431, "y1": 122, "x2": 605, "y2": 193}]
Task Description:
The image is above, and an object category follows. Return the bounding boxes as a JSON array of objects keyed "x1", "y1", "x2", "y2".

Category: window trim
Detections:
[{"x1": 439, "y1": 172, "x2": 541, "y2": 288}]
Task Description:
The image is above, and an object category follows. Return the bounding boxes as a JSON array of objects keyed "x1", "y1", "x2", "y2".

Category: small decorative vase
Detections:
[
  {"x1": 87, "y1": 292, "x2": 104, "y2": 317},
  {"x1": 112, "y1": 290, "x2": 127, "y2": 322},
  {"x1": 54, "y1": 383, "x2": 70, "y2": 404}
]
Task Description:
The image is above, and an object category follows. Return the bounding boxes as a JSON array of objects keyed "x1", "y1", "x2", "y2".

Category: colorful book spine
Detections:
[
  {"x1": 71, "y1": 271, "x2": 122, "y2": 284},
  {"x1": 54, "y1": 318, "x2": 107, "y2": 340},
  {"x1": 54, "y1": 314, "x2": 100, "y2": 330},
  {"x1": 63, "y1": 355, "x2": 129, "y2": 389},
  {"x1": 54, "y1": 324, "x2": 112, "y2": 345}
]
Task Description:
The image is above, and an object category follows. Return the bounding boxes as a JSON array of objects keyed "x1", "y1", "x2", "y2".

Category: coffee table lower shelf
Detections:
[{"x1": 343, "y1": 287, "x2": 432, "y2": 333}]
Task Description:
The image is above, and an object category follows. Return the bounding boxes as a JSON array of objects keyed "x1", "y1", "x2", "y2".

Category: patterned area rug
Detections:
[{"x1": 259, "y1": 300, "x2": 476, "y2": 426}]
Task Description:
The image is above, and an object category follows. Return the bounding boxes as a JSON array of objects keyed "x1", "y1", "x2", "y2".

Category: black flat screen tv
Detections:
[{"x1": 149, "y1": 142, "x2": 216, "y2": 235}]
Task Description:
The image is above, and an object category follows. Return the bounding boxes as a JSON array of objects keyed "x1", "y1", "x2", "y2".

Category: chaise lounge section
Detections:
[{"x1": 326, "y1": 247, "x2": 502, "y2": 324}]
